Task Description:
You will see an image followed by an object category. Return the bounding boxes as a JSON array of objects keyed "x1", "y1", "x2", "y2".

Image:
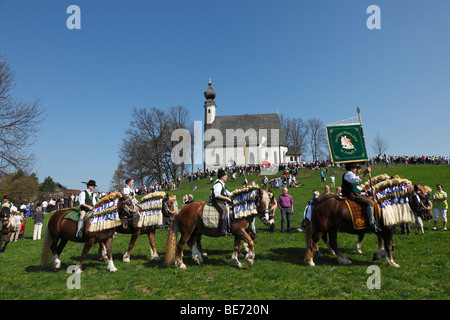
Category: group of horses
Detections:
[{"x1": 0, "y1": 178, "x2": 433, "y2": 273}]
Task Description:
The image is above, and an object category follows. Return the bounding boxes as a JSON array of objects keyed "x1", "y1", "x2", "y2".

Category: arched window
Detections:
[
  {"x1": 215, "y1": 153, "x2": 220, "y2": 165},
  {"x1": 249, "y1": 152, "x2": 255, "y2": 164}
]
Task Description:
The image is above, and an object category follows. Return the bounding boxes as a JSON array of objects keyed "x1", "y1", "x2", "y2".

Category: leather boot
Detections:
[
  {"x1": 367, "y1": 206, "x2": 381, "y2": 233},
  {"x1": 76, "y1": 219, "x2": 84, "y2": 237},
  {"x1": 219, "y1": 219, "x2": 232, "y2": 236}
]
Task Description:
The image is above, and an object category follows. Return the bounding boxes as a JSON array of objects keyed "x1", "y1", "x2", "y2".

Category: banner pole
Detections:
[{"x1": 357, "y1": 107, "x2": 375, "y2": 199}]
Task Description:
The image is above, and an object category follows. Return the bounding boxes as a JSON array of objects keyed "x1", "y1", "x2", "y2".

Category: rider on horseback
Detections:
[
  {"x1": 76, "y1": 180, "x2": 98, "y2": 237},
  {"x1": 211, "y1": 169, "x2": 233, "y2": 236},
  {"x1": 342, "y1": 163, "x2": 381, "y2": 232}
]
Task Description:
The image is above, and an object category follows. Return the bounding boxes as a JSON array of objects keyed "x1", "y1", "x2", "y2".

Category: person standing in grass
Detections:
[
  {"x1": 32, "y1": 209, "x2": 45, "y2": 240},
  {"x1": 278, "y1": 187, "x2": 294, "y2": 233},
  {"x1": 432, "y1": 184, "x2": 447, "y2": 231}
]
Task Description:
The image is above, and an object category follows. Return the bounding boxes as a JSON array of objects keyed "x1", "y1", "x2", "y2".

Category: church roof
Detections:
[{"x1": 206, "y1": 113, "x2": 288, "y2": 147}]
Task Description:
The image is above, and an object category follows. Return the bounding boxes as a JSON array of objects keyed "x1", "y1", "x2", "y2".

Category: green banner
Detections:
[{"x1": 326, "y1": 124, "x2": 368, "y2": 163}]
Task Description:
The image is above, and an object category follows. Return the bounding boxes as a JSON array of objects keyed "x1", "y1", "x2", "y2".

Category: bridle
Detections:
[{"x1": 411, "y1": 190, "x2": 433, "y2": 219}]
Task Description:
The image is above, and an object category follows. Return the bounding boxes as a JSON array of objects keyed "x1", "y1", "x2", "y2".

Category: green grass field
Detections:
[{"x1": 0, "y1": 164, "x2": 448, "y2": 300}]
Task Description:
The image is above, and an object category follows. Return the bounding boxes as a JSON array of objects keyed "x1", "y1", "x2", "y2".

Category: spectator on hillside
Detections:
[
  {"x1": 278, "y1": 187, "x2": 294, "y2": 233},
  {"x1": 32, "y1": 209, "x2": 45, "y2": 240}
]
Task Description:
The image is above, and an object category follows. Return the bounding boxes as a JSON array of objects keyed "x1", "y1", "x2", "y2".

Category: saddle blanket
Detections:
[
  {"x1": 344, "y1": 200, "x2": 380, "y2": 230},
  {"x1": 202, "y1": 204, "x2": 221, "y2": 229},
  {"x1": 64, "y1": 210, "x2": 82, "y2": 221}
]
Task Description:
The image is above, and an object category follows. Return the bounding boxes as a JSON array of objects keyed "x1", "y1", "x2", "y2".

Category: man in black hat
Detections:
[
  {"x1": 211, "y1": 169, "x2": 232, "y2": 236},
  {"x1": 76, "y1": 180, "x2": 98, "y2": 237},
  {"x1": 342, "y1": 163, "x2": 381, "y2": 232}
]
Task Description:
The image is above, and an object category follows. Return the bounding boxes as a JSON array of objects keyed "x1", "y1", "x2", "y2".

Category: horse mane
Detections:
[{"x1": 140, "y1": 191, "x2": 167, "y2": 203}]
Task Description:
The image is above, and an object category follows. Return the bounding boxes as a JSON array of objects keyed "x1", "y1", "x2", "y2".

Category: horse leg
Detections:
[
  {"x1": 105, "y1": 237, "x2": 118, "y2": 272},
  {"x1": 305, "y1": 224, "x2": 322, "y2": 267},
  {"x1": 175, "y1": 231, "x2": 191, "y2": 270},
  {"x1": 123, "y1": 231, "x2": 140, "y2": 263},
  {"x1": 188, "y1": 232, "x2": 203, "y2": 266},
  {"x1": 0, "y1": 234, "x2": 11, "y2": 253},
  {"x1": 356, "y1": 234, "x2": 364, "y2": 255},
  {"x1": 329, "y1": 230, "x2": 352, "y2": 265},
  {"x1": 148, "y1": 228, "x2": 160, "y2": 261},
  {"x1": 237, "y1": 230, "x2": 255, "y2": 268},
  {"x1": 52, "y1": 237, "x2": 63, "y2": 270},
  {"x1": 382, "y1": 229, "x2": 400, "y2": 268},
  {"x1": 231, "y1": 237, "x2": 243, "y2": 269},
  {"x1": 195, "y1": 234, "x2": 207, "y2": 258},
  {"x1": 97, "y1": 242, "x2": 108, "y2": 261},
  {"x1": 76, "y1": 238, "x2": 95, "y2": 273}
]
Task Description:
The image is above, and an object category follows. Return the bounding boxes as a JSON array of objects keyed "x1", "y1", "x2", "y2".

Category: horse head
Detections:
[
  {"x1": 162, "y1": 193, "x2": 177, "y2": 218},
  {"x1": 410, "y1": 184, "x2": 433, "y2": 221},
  {"x1": 257, "y1": 189, "x2": 277, "y2": 227},
  {"x1": 1, "y1": 204, "x2": 11, "y2": 227},
  {"x1": 256, "y1": 188, "x2": 271, "y2": 222},
  {"x1": 118, "y1": 194, "x2": 140, "y2": 221}
]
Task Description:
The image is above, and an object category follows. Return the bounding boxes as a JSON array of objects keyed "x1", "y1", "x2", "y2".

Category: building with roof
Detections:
[{"x1": 203, "y1": 79, "x2": 289, "y2": 170}]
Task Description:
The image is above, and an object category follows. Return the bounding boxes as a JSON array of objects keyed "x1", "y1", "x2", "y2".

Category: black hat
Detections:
[
  {"x1": 217, "y1": 169, "x2": 227, "y2": 179},
  {"x1": 82, "y1": 180, "x2": 97, "y2": 187},
  {"x1": 2, "y1": 195, "x2": 8, "y2": 200},
  {"x1": 345, "y1": 163, "x2": 361, "y2": 170}
]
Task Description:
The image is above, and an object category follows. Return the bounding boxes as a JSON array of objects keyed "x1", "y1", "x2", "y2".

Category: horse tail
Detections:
[
  {"x1": 40, "y1": 224, "x2": 53, "y2": 266},
  {"x1": 163, "y1": 218, "x2": 178, "y2": 267}
]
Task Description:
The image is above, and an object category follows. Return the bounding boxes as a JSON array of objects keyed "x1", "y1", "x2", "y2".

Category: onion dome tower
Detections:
[{"x1": 204, "y1": 77, "x2": 216, "y2": 130}]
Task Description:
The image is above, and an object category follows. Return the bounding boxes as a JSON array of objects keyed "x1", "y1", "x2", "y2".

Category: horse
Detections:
[
  {"x1": 0, "y1": 205, "x2": 15, "y2": 253},
  {"x1": 305, "y1": 182, "x2": 433, "y2": 268},
  {"x1": 40, "y1": 193, "x2": 138, "y2": 273},
  {"x1": 163, "y1": 187, "x2": 271, "y2": 269},
  {"x1": 98, "y1": 192, "x2": 177, "y2": 262},
  {"x1": 355, "y1": 183, "x2": 433, "y2": 257}
]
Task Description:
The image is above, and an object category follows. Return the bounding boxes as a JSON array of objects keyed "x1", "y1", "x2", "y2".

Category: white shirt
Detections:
[
  {"x1": 123, "y1": 186, "x2": 135, "y2": 197},
  {"x1": 343, "y1": 171, "x2": 363, "y2": 191},
  {"x1": 79, "y1": 189, "x2": 97, "y2": 207},
  {"x1": 213, "y1": 179, "x2": 231, "y2": 198}
]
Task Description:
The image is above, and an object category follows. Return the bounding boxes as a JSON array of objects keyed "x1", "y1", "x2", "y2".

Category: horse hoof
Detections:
[
  {"x1": 231, "y1": 258, "x2": 243, "y2": 269},
  {"x1": 123, "y1": 256, "x2": 131, "y2": 263},
  {"x1": 152, "y1": 256, "x2": 161, "y2": 261},
  {"x1": 305, "y1": 260, "x2": 315, "y2": 267},
  {"x1": 179, "y1": 263, "x2": 187, "y2": 270},
  {"x1": 247, "y1": 259, "x2": 254, "y2": 268},
  {"x1": 108, "y1": 267, "x2": 118, "y2": 272},
  {"x1": 337, "y1": 256, "x2": 352, "y2": 265}
]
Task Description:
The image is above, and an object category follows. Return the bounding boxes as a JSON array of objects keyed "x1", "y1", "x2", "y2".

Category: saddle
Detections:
[
  {"x1": 338, "y1": 196, "x2": 381, "y2": 230},
  {"x1": 202, "y1": 203, "x2": 224, "y2": 229}
]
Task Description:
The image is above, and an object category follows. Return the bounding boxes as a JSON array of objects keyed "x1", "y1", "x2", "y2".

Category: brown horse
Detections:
[
  {"x1": 164, "y1": 188, "x2": 271, "y2": 269},
  {"x1": 40, "y1": 194, "x2": 137, "y2": 272},
  {"x1": 305, "y1": 183, "x2": 433, "y2": 268},
  {"x1": 355, "y1": 183, "x2": 433, "y2": 257},
  {"x1": 0, "y1": 205, "x2": 15, "y2": 253},
  {"x1": 98, "y1": 193, "x2": 177, "y2": 262}
]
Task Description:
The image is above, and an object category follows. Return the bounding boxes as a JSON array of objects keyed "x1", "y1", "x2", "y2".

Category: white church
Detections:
[{"x1": 202, "y1": 79, "x2": 291, "y2": 171}]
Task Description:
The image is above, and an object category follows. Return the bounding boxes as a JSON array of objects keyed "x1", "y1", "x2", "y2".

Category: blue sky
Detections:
[{"x1": 0, "y1": 0, "x2": 449, "y2": 191}]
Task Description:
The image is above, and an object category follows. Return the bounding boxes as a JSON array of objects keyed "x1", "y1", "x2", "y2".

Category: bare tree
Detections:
[
  {"x1": 110, "y1": 161, "x2": 127, "y2": 191},
  {"x1": 0, "y1": 56, "x2": 46, "y2": 175},
  {"x1": 120, "y1": 106, "x2": 190, "y2": 186},
  {"x1": 371, "y1": 132, "x2": 388, "y2": 156},
  {"x1": 287, "y1": 117, "x2": 308, "y2": 162},
  {"x1": 307, "y1": 118, "x2": 327, "y2": 162}
]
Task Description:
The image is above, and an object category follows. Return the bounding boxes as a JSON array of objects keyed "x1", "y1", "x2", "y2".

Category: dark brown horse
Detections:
[
  {"x1": 0, "y1": 205, "x2": 15, "y2": 253},
  {"x1": 98, "y1": 193, "x2": 177, "y2": 262},
  {"x1": 305, "y1": 183, "x2": 433, "y2": 268},
  {"x1": 355, "y1": 183, "x2": 433, "y2": 256},
  {"x1": 164, "y1": 188, "x2": 271, "y2": 269},
  {"x1": 40, "y1": 194, "x2": 137, "y2": 272}
]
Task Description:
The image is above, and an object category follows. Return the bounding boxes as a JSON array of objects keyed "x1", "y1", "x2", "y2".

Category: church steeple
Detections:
[{"x1": 204, "y1": 76, "x2": 216, "y2": 128}]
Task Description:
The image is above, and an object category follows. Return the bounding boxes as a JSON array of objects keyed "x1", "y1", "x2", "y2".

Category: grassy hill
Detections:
[{"x1": 0, "y1": 164, "x2": 448, "y2": 300}]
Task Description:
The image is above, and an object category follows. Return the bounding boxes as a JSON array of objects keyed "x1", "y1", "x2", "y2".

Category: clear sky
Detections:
[{"x1": 0, "y1": 0, "x2": 449, "y2": 191}]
